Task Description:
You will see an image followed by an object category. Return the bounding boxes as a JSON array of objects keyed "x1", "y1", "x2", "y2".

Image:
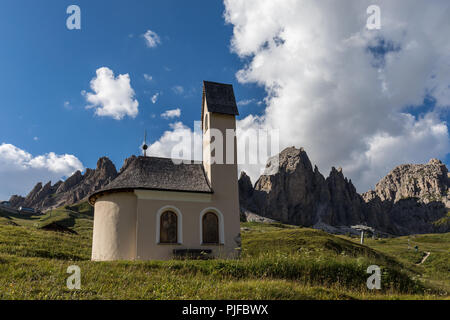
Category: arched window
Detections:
[
  {"x1": 160, "y1": 211, "x2": 178, "y2": 244},
  {"x1": 202, "y1": 212, "x2": 219, "y2": 244}
]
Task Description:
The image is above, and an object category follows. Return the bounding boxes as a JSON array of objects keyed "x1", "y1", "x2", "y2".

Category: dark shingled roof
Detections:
[
  {"x1": 89, "y1": 156, "x2": 212, "y2": 204},
  {"x1": 202, "y1": 81, "x2": 239, "y2": 116}
]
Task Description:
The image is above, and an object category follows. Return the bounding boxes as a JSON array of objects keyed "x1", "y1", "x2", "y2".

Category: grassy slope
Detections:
[
  {"x1": 345, "y1": 233, "x2": 450, "y2": 294},
  {"x1": 0, "y1": 204, "x2": 448, "y2": 300}
]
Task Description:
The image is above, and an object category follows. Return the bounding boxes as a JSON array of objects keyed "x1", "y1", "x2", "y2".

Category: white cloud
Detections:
[
  {"x1": 161, "y1": 108, "x2": 181, "y2": 119},
  {"x1": 143, "y1": 74, "x2": 153, "y2": 81},
  {"x1": 151, "y1": 92, "x2": 160, "y2": 104},
  {"x1": 352, "y1": 112, "x2": 450, "y2": 190},
  {"x1": 33, "y1": 137, "x2": 38, "y2": 141},
  {"x1": 143, "y1": 29, "x2": 161, "y2": 48},
  {"x1": 148, "y1": 122, "x2": 202, "y2": 161},
  {"x1": 63, "y1": 101, "x2": 72, "y2": 110},
  {"x1": 0, "y1": 143, "x2": 84, "y2": 200},
  {"x1": 146, "y1": 115, "x2": 274, "y2": 179},
  {"x1": 144, "y1": 1, "x2": 450, "y2": 192},
  {"x1": 172, "y1": 85, "x2": 184, "y2": 95},
  {"x1": 223, "y1": 0, "x2": 450, "y2": 191},
  {"x1": 84, "y1": 67, "x2": 139, "y2": 120},
  {"x1": 237, "y1": 99, "x2": 258, "y2": 107}
]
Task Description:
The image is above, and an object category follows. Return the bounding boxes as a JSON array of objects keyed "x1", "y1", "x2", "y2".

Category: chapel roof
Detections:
[{"x1": 89, "y1": 156, "x2": 212, "y2": 204}]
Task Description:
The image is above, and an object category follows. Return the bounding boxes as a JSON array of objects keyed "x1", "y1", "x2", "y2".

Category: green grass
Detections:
[
  {"x1": 433, "y1": 211, "x2": 450, "y2": 228},
  {"x1": 0, "y1": 203, "x2": 448, "y2": 300},
  {"x1": 345, "y1": 232, "x2": 450, "y2": 295},
  {"x1": 0, "y1": 202, "x2": 94, "y2": 237}
]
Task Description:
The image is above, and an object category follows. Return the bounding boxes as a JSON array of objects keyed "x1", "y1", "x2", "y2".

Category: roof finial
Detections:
[{"x1": 142, "y1": 130, "x2": 148, "y2": 157}]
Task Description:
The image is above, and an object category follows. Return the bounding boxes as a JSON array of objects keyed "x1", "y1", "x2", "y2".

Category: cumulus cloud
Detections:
[
  {"x1": 145, "y1": 1, "x2": 449, "y2": 191},
  {"x1": 146, "y1": 114, "x2": 276, "y2": 180},
  {"x1": 151, "y1": 92, "x2": 160, "y2": 104},
  {"x1": 0, "y1": 143, "x2": 84, "y2": 200},
  {"x1": 148, "y1": 122, "x2": 202, "y2": 162},
  {"x1": 222, "y1": 0, "x2": 450, "y2": 191},
  {"x1": 161, "y1": 108, "x2": 181, "y2": 119},
  {"x1": 353, "y1": 112, "x2": 450, "y2": 189},
  {"x1": 143, "y1": 74, "x2": 153, "y2": 81},
  {"x1": 84, "y1": 67, "x2": 139, "y2": 120},
  {"x1": 143, "y1": 29, "x2": 161, "y2": 48}
]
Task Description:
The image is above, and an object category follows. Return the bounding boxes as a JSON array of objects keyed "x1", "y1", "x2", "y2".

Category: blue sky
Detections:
[
  {"x1": 0, "y1": 0, "x2": 264, "y2": 171},
  {"x1": 0, "y1": 1, "x2": 449, "y2": 199}
]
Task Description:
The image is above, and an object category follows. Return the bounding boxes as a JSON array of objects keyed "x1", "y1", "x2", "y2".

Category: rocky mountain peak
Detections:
[
  {"x1": 369, "y1": 159, "x2": 449, "y2": 206},
  {"x1": 428, "y1": 158, "x2": 442, "y2": 165},
  {"x1": 238, "y1": 171, "x2": 254, "y2": 210},
  {"x1": 239, "y1": 146, "x2": 449, "y2": 235},
  {"x1": 240, "y1": 146, "x2": 365, "y2": 227},
  {"x1": 97, "y1": 156, "x2": 117, "y2": 174},
  {"x1": 239, "y1": 171, "x2": 252, "y2": 185},
  {"x1": 56, "y1": 170, "x2": 83, "y2": 194},
  {"x1": 92, "y1": 157, "x2": 118, "y2": 185},
  {"x1": 9, "y1": 156, "x2": 118, "y2": 212},
  {"x1": 329, "y1": 166, "x2": 344, "y2": 177},
  {"x1": 277, "y1": 147, "x2": 313, "y2": 173}
]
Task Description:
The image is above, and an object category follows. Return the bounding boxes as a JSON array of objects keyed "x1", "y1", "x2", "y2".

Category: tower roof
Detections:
[
  {"x1": 202, "y1": 81, "x2": 239, "y2": 116},
  {"x1": 89, "y1": 156, "x2": 212, "y2": 204}
]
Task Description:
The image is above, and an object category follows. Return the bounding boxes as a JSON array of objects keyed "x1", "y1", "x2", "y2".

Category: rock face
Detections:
[
  {"x1": 9, "y1": 157, "x2": 117, "y2": 212},
  {"x1": 8, "y1": 195, "x2": 26, "y2": 208},
  {"x1": 238, "y1": 172, "x2": 254, "y2": 211},
  {"x1": 240, "y1": 147, "x2": 450, "y2": 235},
  {"x1": 362, "y1": 159, "x2": 449, "y2": 235},
  {"x1": 364, "y1": 159, "x2": 449, "y2": 207},
  {"x1": 245, "y1": 147, "x2": 366, "y2": 227}
]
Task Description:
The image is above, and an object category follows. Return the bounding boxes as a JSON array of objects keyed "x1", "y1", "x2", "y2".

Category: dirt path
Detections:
[{"x1": 417, "y1": 251, "x2": 431, "y2": 265}]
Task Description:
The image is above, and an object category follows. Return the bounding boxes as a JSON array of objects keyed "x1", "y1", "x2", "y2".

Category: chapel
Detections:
[{"x1": 89, "y1": 81, "x2": 241, "y2": 261}]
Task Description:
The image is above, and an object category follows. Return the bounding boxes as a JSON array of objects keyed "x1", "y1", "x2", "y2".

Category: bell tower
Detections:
[{"x1": 201, "y1": 81, "x2": 239, "y2": 207}]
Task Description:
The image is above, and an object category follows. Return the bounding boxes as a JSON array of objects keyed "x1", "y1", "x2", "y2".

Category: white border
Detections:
[
  {"x1": 199, "y1": 207, "x2": 224, "y2": 245},
  {"x1": 156, "y1": 205, "x2": 183, "y2": 244}
]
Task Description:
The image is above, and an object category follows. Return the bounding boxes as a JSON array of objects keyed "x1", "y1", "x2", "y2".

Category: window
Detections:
[
  {"x1": 204, "y1": 113, "x2": 209, "y2": 131},
  {"x1": 156, "y1": 206, "x2": 183, "y2": 245},
  {"x1": 199, "y1": 208, "x2": 224, "y2": 245},
  {"x1": 160, "y1": 211, "x2": 178, "y2": 244},
  {"x1": 202, "y1": 212, "x2": 219, "y2": 244}
]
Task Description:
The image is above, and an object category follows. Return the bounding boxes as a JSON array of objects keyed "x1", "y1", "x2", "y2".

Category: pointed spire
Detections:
[{"x1": 142, "y1": 129, "x2": 148, "y2": 157}]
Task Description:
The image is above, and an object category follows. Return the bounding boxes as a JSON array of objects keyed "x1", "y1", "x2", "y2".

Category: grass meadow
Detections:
[{"x1": 0, "y1": 203, "x2": 448, "y2": 300}]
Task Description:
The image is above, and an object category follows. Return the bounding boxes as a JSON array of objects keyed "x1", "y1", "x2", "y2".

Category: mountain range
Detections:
[
  {"x1": 8, "y1": 157, "x2": 117, "y2": 211},
  {"x1": 239, "y1": 147, "x2": 450, "y2": 235},
  {"x1": 7, "y1": 147, "x2": 450, "y2": 236}
]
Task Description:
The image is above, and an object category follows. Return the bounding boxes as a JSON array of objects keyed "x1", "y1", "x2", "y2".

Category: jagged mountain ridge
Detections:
[
  {"x1": 240, "y1": 147, "x2": 367, "y2": 228},
  {"x1": 239, "y1": 147, "x2": 449, "y2": 236},
  {"x1": 362, "y1": 158, "x2": 450, "y2": 207},
  {"x1": 9, "y1": 157, "x2": 117, "y2": 211},
  {"x1": 8, "y1": 147, "x2": 449, "y2": 236}
]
